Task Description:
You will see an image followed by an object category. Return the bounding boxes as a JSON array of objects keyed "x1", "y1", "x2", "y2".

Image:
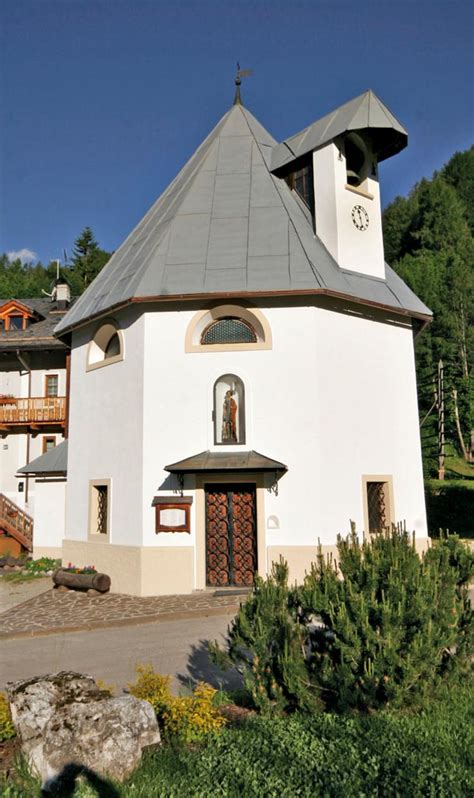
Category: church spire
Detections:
[{"x1": 233, "y1": 63, "x2": 253, "y2": 106}]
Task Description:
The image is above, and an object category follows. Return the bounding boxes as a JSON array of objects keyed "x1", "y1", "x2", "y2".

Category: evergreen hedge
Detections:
[{"x1": 425, "y1": 481, "x2": 474, "y2": 538}]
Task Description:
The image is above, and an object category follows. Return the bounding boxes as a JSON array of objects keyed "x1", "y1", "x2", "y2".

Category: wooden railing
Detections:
[
  {"x1": 0, "y1": 494, "x2": 33, "y2": 551},
  {"x1": 0, "y1": 396, "x2": 66, "y2": 425}
]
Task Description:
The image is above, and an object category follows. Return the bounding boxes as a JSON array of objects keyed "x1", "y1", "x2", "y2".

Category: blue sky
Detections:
[{"x1": 1, "y1": 0, "x2": 473, "y2": 265}]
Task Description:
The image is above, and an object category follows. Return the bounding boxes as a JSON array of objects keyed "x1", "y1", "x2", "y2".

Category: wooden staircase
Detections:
[{"x1": 0, "y1": 494, "x2": 33, "y2": 552}]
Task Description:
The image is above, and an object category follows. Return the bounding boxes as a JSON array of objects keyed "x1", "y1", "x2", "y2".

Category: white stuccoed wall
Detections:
[
  {"x1": 32, "y1": 478, "x2": 66, "y2": 553},
  {"x1": 64, "y1": 299, "x2": 427, "y2": 590},
  {"x1": 141, "y1": 302, "x2": 427, "y2": 546},
  {"x1": 65, "y1": 308, "x2": 145, "y2": 544}
]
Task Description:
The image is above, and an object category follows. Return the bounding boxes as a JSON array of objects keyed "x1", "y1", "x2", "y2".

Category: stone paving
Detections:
[{"x1": 0, "y1": 588, "x2": 242, "y2": 640}]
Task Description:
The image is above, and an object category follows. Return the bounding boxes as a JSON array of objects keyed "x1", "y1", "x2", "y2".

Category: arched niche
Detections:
[{"x1": 214, "y1": 374, "x2": 245, "y2": 445}]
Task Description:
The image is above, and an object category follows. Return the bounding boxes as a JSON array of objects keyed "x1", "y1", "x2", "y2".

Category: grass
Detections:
[
  {"x1": 444, "y1": 454, "x2": 474, "y2": 480},
  {"x1": 426, "y1": 477, "x2": 474, "y2": 491},
  {"x1": 3, "y1": 683, "x2": 473, "y2": 797}
]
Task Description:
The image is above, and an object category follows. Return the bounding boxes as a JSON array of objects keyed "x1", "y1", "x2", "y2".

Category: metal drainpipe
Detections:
[{"x1": 16, "y1": 350, "x2": 31, "y2": 505}]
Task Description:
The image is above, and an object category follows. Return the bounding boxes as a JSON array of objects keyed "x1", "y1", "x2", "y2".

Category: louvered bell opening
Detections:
[{"x1": 201, "y1": 317, "x2": 257, "y2": 345}]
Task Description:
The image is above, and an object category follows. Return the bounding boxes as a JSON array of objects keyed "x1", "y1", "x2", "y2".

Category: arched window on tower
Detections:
[{"x1": 213, "y1": 374, "x2": 245, "y2": 445}]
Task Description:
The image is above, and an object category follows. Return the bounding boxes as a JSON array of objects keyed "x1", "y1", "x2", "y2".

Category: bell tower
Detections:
[
  {"x1": 271, "y1": 90, "x2": 408, "y2": 280},
  {"x1": 313, "y1": 130, "x2": 385, "y2": 278}
]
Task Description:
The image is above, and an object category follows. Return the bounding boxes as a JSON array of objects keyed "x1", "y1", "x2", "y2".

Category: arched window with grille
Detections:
[
  {"x1": 214, "y1": 374, "x2": 245, "y2": 445},
  {"x1": 185, "y1": 304, "x2": 272, "y2": 353},
  {"x1": 202, "y1": 317, "x2": 257, "y2": 345}
]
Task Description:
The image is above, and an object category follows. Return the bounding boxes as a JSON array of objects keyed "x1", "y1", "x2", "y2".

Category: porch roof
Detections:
[
  {"x1": 17, "y1": 439, "x2": 68, "y2": 476},
  {"x1": 165, "y1": 449, "x2": 287, "y2": 474}
]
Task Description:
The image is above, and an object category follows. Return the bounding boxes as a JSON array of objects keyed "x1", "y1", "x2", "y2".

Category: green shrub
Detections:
[
  {"x1": 216, "y1": 527, "x2": 473, "y2": 714},
  {"x1": 123, "y1": 683, "x2": 474, "y2": 797},
  {"x1": 23, "y1": 556, "x2": 60, "y2": 574}
]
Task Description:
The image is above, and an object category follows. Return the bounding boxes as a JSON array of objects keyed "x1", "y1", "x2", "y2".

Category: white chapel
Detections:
[{"x1": 35, "y1": 84, "x2": 431, "y2": 596}]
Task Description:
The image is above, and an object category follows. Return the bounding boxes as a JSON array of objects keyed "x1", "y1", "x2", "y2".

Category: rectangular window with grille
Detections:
[
  {"x1": 364, "y1": 478, "x2": 393, "y2": 533},
  {"x1": 45, "y1": 374, "x2": 59, "y2": 397},
  {"x1": 89, "y1": 481, "x2": 110, "y2": 539}
]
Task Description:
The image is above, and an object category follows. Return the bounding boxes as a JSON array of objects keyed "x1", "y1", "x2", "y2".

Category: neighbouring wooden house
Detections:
[
  {"x1": 0, "y1": 286, "x2": 70, "y2": 556},
  {"x1": 48, "y1": 87, "x2": 431, "y2": 595}
]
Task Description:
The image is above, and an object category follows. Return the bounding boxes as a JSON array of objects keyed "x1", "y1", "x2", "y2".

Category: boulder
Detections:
[{"x1": 6, "y1": 671, "x2": 160, "y2": 784}]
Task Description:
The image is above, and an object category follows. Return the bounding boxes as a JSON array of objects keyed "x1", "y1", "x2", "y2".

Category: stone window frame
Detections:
[
  {"x1": 362, "y1": 474, "x2": 395, "y2": 535},
  {"x1": 88, "y1": 479, "x2": 111, "y2": 541},
  {"x1": 185, "y1": 304, "x2": 272, "y2": 353},
  {"x1": 86, "y1": 320, "x2": 124, "y2": 371}
]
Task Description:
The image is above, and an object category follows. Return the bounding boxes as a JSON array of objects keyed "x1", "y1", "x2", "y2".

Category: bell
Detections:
[{"x1": 346, "y1": 168, "x2": 361, "y2": 186}]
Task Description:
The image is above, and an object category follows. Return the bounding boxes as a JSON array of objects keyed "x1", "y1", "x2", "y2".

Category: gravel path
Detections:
[{"x1": 0, "y1": 576, "x2": 51, "y2": 613}]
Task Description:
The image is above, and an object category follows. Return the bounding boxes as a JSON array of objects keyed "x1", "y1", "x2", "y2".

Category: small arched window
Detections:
[
  {"x1": 202, "y1": 317, "x2": 257, "y2": 345},
  {"x1": 214, "y1": 374, "x2": 245, "y2": 445},
  {"x1": 87, "y1": 321, "x2": 124, "y2": 371}
]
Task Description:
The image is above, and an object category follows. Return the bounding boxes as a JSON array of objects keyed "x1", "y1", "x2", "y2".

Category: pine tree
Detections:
[
  {"x1": 215, "y1": 529, "x2": 473, "y2": 714},
  {"x1": 70, "y1": 227, "x2": 110, "y2": 290}
]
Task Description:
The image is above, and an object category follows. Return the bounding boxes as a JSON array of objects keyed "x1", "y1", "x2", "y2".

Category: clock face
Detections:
[{"x1": 351, "y1": 205, "x2": 369, "y2": 231}]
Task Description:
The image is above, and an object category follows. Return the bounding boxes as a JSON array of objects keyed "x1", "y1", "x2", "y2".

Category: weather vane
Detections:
[{"x1": 234, "y1": 62, "x2": 253, "y2": 105}]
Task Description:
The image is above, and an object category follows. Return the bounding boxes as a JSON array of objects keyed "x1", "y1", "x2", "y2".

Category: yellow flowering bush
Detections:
[
  {"x1": 128, "y1": 665, "x2": 226, "y2": 743},
  {"x1": 0, "y1": 692, "x2": 15, "y2": 741},
  {"x1": 163, "y1": 683, "x2": 226, "y2": 743},
  {"x1": 128, "y1": 665, "x2": 172, "y2": 713}
]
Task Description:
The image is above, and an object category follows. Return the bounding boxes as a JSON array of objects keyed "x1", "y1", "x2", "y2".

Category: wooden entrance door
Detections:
[{"x1": 205, "y1": 484, "x2": 257, "y2": 587}]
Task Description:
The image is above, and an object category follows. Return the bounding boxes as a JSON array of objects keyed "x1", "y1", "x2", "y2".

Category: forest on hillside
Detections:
[
  {"x1": 383, "y1": 146, "x2": 474, "y2": 475},
  {"x1": 0, "y1": 227, "x2": 111, "y2": 299}
]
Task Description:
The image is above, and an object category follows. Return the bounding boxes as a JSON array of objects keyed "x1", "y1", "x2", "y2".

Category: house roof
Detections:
[
  {"x1": 165, "y1": 450, "x2": 287, "y2": 474},
  {"x1": 17, "y1": 439, "x2": 68, "y2": 475},
  {"x1": 55, "y1": 98, "x2": 429, "y2": 336},
  {"x1": 0, "y1": 298, "x2": 69, "y2": 352},
  {"x1": 271, "y1": 89, "x2": 408, "y2": 172}
]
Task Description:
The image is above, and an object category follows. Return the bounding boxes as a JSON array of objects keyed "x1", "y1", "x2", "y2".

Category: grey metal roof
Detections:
[
  {"x1": 271, "y1": 90, "x2": 407, "y2": 172},
  {"x1": 165, "y1": 450, "x2": 287, "y2": 473},
  {"x1": 55, "y1": 99, "x2": 428, "y2": 336},
  {"x1": 17, "y1": 439, "x2": 68, "y2": 475}
]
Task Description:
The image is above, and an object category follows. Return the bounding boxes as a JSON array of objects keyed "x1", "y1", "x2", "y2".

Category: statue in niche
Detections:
[{"x1": 222, "y1": 388, "x2": 238, "y2": 442}]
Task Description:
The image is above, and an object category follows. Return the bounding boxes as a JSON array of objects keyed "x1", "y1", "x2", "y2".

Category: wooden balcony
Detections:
[{"x1": 0, "y1": 396, "x2": 66, "y2": 430}]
